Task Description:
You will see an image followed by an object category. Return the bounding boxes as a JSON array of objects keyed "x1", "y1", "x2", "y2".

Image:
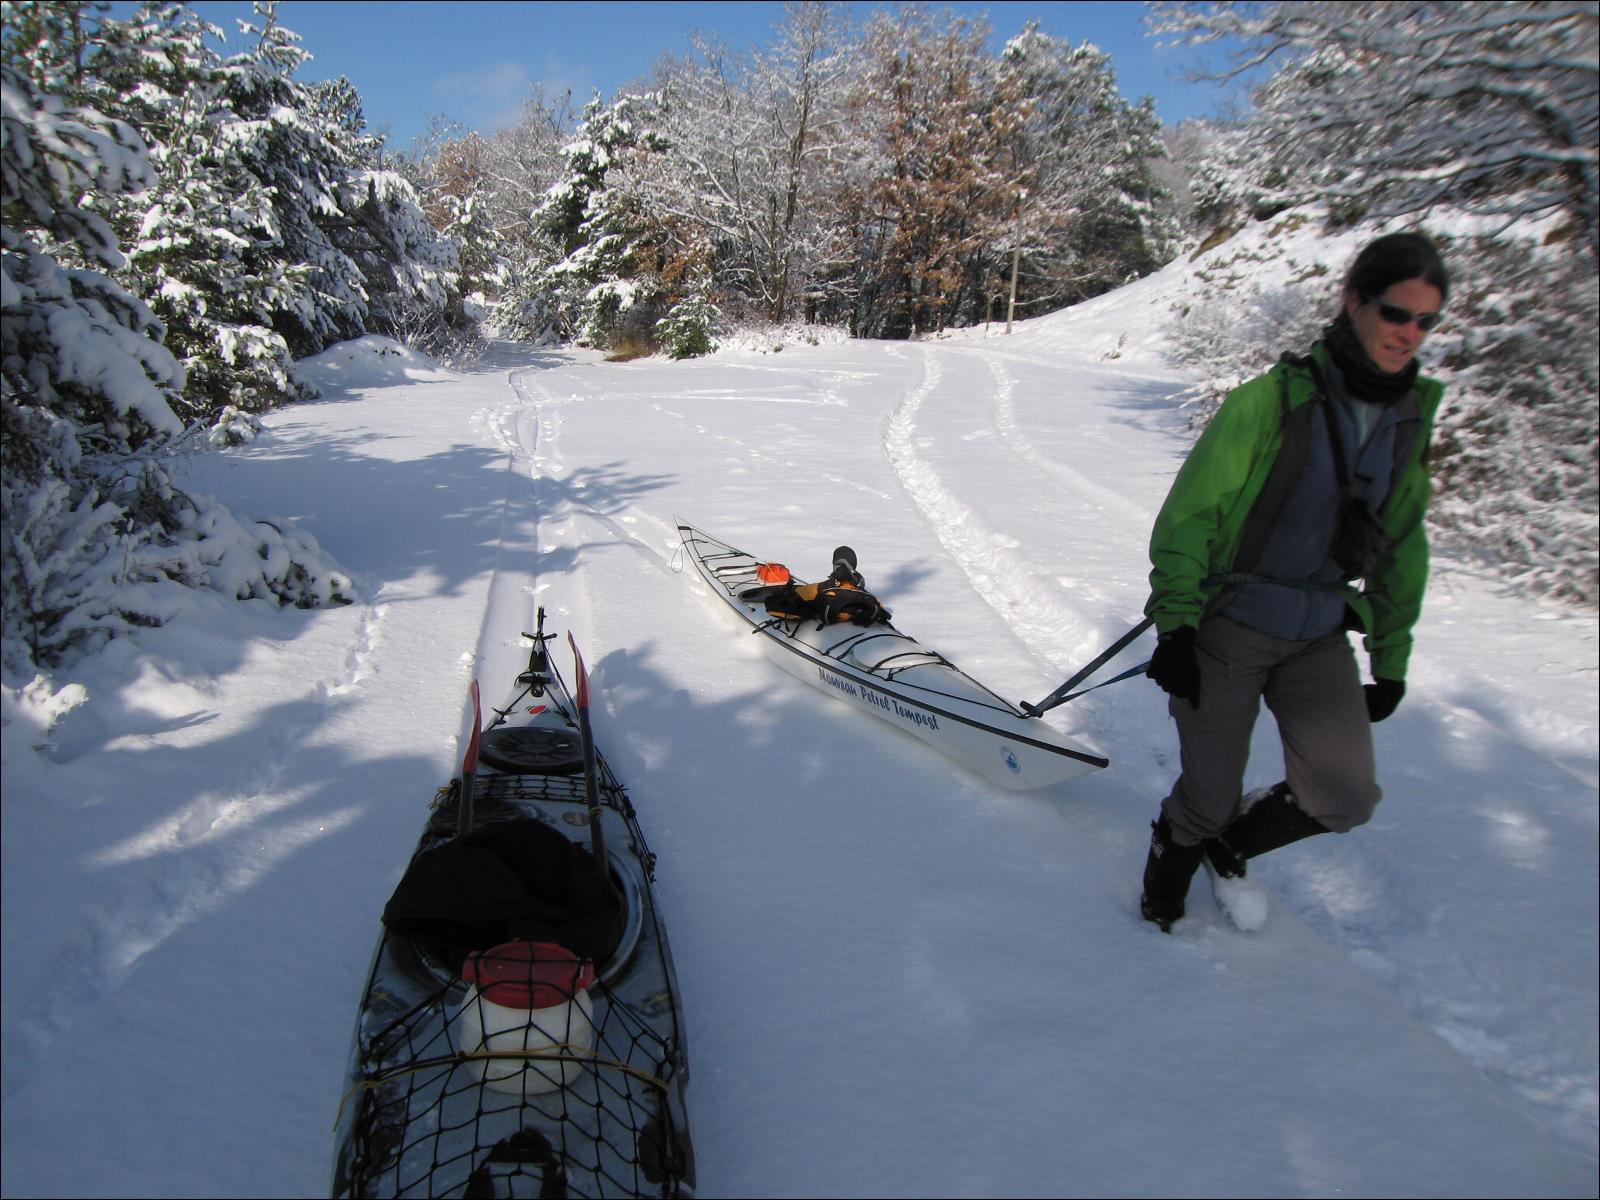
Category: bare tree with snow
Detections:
[{"x1": 1149, "y1": 1, "x2": 1599, "y2": 251}]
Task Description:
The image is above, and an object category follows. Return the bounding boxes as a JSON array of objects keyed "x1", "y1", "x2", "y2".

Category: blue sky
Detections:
[{"x1": 148, "y1": 1, "x2": 1251, "y2": 149}]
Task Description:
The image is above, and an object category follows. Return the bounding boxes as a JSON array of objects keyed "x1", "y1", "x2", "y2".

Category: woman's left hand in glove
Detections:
[{"x1": 1364, "y1": 677, "x2": 1405, "y2": 723}]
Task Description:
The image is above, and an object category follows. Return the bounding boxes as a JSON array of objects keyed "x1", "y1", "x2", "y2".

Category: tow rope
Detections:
[{"x1": 1021, "y1": 617, "x2": 1153, "y2": 718}]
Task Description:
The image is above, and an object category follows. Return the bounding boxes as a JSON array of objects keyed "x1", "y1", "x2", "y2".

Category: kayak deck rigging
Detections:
[
  {"x1": 678, "y1": 520, "x2": 1108, "y2": 790},
  {"x1": 756, "y1": 612, "x2": 1023, "y2": 717}
]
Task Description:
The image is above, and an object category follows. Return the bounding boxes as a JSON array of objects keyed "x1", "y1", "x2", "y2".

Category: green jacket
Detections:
[{"x1": 1146, "y1": 345, "x2": 1443, "y2": 681}]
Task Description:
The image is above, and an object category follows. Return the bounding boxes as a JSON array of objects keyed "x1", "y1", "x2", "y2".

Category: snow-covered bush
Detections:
[
  {"x1": 4, "y1": 455, "x2": 352, "y2": 671},
  {"x1": 715, "y1": 320, "x2": 853, "y2": 355},
  {"x1": 207, "y1": 406, "x2": 264, "y2": 448},
  {"x1": 1164, "y1": 277, "x2": 1329, "y2": 413},
  {"x1": 1425, "y1": 231, "x2": 1598, "y2": 605},
  {"x1": 489, "y1": 269, "x2": 566, "y2": 344},
  {"x1": 654, "y1": 291, "x2": 720, "y2": 359},
  {"x1": 1160, "y1": 210, "x2": 1351, "y2": 415}
]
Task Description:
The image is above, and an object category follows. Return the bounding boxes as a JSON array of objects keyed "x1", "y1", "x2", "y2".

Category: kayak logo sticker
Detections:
[
  {"x1": 1001, "y1": 746, "x2": 1021, "y2": 774},
  {"x1": 817, "y1": 666, "x2": 939, "y2": 731}
]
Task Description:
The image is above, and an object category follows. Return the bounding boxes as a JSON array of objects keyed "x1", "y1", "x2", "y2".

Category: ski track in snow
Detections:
[
  {"x1": 3, "y1": 599, "x2": 387, "y2": 1100},
  {"x1": 882, "y1": 343, "x2": 1117, "y2": 676},
  {"x1": 978, "y1": 352, "x2": 1152, "y2": 528},
  {"x1": 508, "y1": 369, "x2": 682, "y2": 578}
]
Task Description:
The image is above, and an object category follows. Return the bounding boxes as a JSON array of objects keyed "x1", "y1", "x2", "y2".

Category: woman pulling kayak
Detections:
[{"x1": 1140, "y1": 231, "x2": 1450, "y2": 931}]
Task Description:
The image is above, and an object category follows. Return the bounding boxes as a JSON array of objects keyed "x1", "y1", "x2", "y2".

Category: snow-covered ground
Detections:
[{"x1": 3, "y1": 248, "x2": 1596, "y2": 1197}]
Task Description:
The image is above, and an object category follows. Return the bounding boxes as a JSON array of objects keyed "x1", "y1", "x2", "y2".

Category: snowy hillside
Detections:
[{"x1": 2, "y1": 243, "x2": 1596, "y2": 1197}]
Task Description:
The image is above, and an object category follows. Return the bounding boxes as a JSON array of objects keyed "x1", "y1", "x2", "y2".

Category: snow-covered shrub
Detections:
[
  {"x1": 3, "y1": 446, "x2": 352, "y2": 674},
  {"x1": 654, "y1": 291, "x2": 720, "y2": 359},
  {"x1": 716, "y1": 320, "x2": 853, "y2": 354},
  {"x1": 1163, "y1": 277, "x2": 1330, "y2": 417},
  {"x1": 207, "y1": 406, "x2": 264, "y2": 448},
  {"x1": 575, "y1": 276, "x2": 662, "y2": 353},
  {"x1": 1161, "y1": 213, "x2": 1349, "y2": 418},
  {"x1": 383, "y1": 290, "x2": 489, "y2": 368},
  {"x1": 489, "y1": 270, "x2": 566, "y2": 344},
  {"x1": 1425, "y1": 231, "x2": 1598, "y2": 606},
  {"x1": 1, "y1": 671, "x2": 89, "y2": 754}
]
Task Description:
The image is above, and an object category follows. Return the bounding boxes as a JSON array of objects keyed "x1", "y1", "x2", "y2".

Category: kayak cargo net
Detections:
[
  {"x1": 337, "y1": 979, "x2": 688, "y2": 1196},
  {"x1": 334, "y1": 975, "x2": 688, "y2": 1197},
  {"x1": 334, "y1": 773, "x2": 692, "y2": 1198}
]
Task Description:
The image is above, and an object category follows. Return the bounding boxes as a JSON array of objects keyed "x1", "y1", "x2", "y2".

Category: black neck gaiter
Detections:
[{"x1": 1321, "y1": 311, "x2": 1418, "y2": 404}]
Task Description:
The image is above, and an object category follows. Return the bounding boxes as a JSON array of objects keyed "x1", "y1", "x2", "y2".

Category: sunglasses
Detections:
[{"x1": 1373, "y1": 301, "x2": 1442, "y2": 332}]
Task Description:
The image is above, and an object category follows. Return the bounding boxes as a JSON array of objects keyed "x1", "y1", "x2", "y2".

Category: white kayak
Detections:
[{"x1": 677, "y1": 521, "x2": 1108, "y2": 790}]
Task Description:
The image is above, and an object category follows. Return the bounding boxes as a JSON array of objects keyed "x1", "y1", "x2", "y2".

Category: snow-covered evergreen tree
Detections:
[
  {"x1": 654, "y1": 284, "x2": 720, "y2": 359},
  {"x1": 171, "y1": 4, "x2": 464, "y2": 361},
  {"x1": 535, "y1": 92, "x2": 670, "y2": 351},
  {"x1": 202, "y1": 3, "x2": 367, "y2": 356},
  {"x1": 0, "y1": 56, "x2": 178, "y2": 450},
  {"x1": 333, "y1": 153, "x2": 466, "y2": 359},
  {"x1": 86, "y1": 1, "x2": 314, "y2": 422},
  {"x1": 2, "y1": 8, "x2": 349, "y2": 675}
]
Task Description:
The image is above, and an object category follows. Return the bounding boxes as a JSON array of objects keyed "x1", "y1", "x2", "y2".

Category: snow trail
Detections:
[
  {"x1": 882, "y1": 344, "x2": 1100, "y2": 674},
  {"x1": 978, "y1": 349, "x2": 1153, "y2": 527}
]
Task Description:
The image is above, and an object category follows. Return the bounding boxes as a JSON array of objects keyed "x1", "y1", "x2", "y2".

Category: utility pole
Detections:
[{"x1": 1006, "y1": 189, "x2": 1025, "y2": 334}]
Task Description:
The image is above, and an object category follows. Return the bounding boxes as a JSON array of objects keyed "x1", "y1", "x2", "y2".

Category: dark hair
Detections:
[{"x1": 1343, "y1": 232, "x2": 1449, "y2": 304}]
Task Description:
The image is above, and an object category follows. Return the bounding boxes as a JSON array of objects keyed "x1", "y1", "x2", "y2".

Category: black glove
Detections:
[
  {"x1": 1364, "y1": 677, "x2": 1405, "y2": 723},
  {"x1": 1147, "y1": 626, "x2": 1201, "y2": 710}
]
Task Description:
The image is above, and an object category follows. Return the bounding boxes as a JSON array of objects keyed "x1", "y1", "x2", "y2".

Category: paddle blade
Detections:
[
  {"x1": 567, "y1": 632, "x2": 590, "y2": 710},
  {"x1": 463, "y1": 680, "x2": 482, "y2": 773}
]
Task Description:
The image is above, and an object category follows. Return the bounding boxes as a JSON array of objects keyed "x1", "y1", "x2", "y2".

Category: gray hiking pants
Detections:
[{"x1": 1161, "y1": 615, "x2": 1381, "y2": 847}]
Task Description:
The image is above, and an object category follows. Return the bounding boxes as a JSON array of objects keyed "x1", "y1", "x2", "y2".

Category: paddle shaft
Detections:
[
  {"x1": 568, "y1": 634, "x2": 610, "y2": 871},
  {"x1": 455, "y1": 680, "x2": 483, "y2": 840}
]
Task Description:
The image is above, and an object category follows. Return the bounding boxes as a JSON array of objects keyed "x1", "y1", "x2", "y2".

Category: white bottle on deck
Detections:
[{"x1": 456, "y1": 940, "x2": 597, "y2": 1096}]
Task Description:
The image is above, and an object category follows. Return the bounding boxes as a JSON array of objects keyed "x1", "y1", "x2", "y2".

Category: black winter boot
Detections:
[
  {"x1": 1140, "y1": 814, "x2": 1206, "y2": 932},
  {"x1": 1218, "y1": 783, "x2": 1329, "y2": 860},
  {"x1": 1204, "y1": 835, "x2": 1249, "y2": 880}
]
